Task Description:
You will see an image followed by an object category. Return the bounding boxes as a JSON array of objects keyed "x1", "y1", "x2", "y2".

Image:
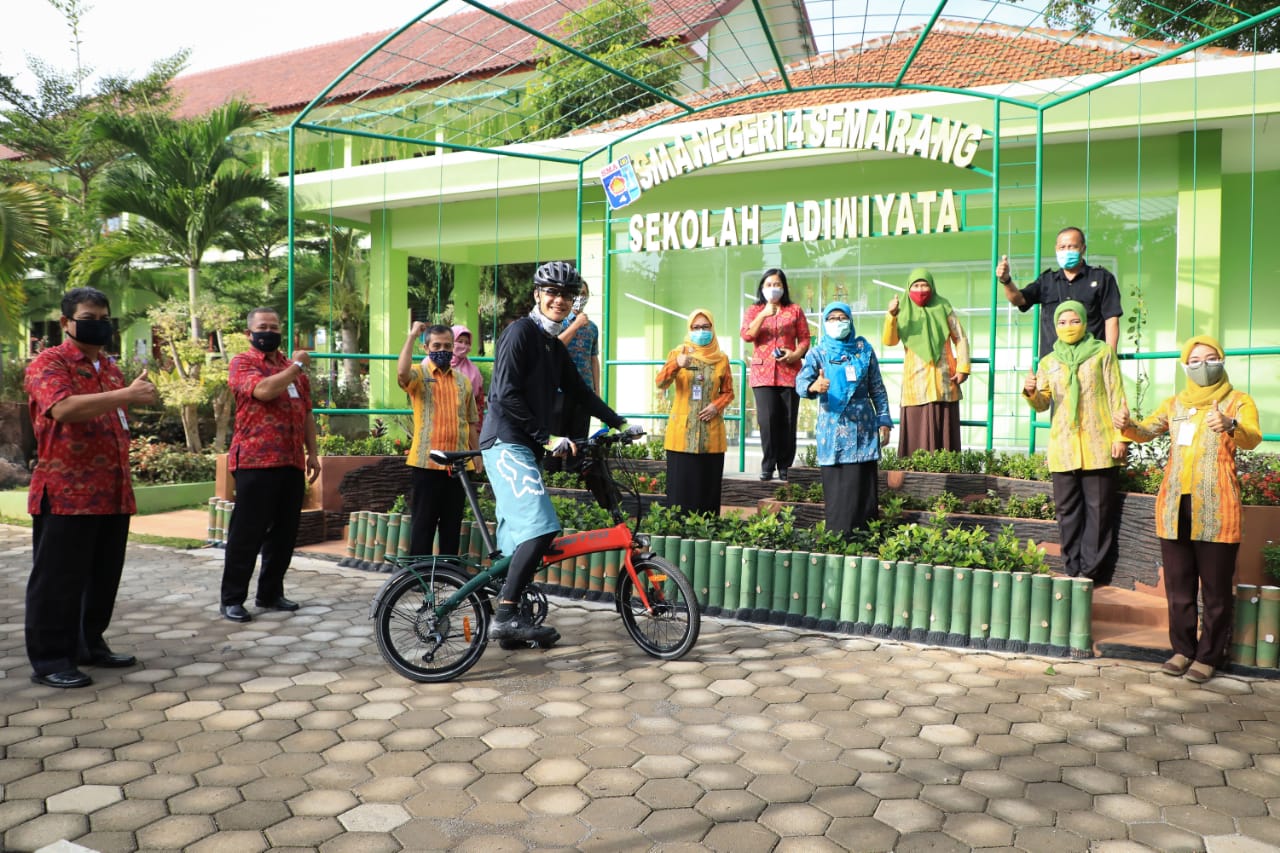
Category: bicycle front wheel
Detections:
[
  {"x1": 374, "y1": 566, "x2": 489, "y2": 683},
  {"x1": 617, "y1": 556, "x2": 700, "y2": 660}
]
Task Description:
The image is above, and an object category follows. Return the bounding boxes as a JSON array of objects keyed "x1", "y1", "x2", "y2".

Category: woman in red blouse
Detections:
[{"x1": 740, "y1": 269, "x2": 811, "y2": 481}]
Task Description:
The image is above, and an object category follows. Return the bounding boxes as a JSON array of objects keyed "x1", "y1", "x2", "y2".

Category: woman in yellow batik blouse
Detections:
[
  {"x1": 656, "y1": 309, "x2": 735, "y2": 515},
  {"x1": 1115, "y1": 335, "x2": 1261, "y2": 684},
  {"x1": 1023, "y1": 300, "x2": 1128, "y2": 585}
]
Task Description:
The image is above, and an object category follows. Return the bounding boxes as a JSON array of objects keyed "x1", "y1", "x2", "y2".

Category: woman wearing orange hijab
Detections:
[
  {"x1": 1116, "y1": 335, "x2": 1261, "y2": 684},
  {"x1": 656, "y1": 309, "x2": 735, "y2": 515}
]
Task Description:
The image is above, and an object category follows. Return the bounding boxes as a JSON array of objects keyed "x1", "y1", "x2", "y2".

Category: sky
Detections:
[
  {"x1": 2, "y1": 0, "x2": 1071, "y2": 94},
  {"x1": 2, "y1": 1, "x2": 457, "y2": 90}
]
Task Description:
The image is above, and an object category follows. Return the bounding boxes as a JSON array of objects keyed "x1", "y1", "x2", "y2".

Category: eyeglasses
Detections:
[
  {"x1": 1186, "y1": 357, "x2": 1224, "y2": 366},
  {"x1": 690, "y1": 324, "x2": 713, "y2": 331},
  {"x1": 539, "y1": 287, "x2": 571, "y2": 302}
]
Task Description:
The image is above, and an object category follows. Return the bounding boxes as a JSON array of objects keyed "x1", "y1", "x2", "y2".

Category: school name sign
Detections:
[{"x1": 621, "y1": 107, "x2": 983, "y2": 253}]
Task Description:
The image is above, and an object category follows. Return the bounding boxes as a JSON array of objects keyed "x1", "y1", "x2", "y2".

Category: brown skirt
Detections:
[{"x1": 898, "y1": 401, "x2": 962, "y2": 456}]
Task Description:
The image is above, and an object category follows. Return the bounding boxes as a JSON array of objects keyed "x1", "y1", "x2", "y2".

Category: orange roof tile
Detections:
[
  {"x1": 169, "y1": 0, "x2": 753, "y2": 117},
  {"x1": 587, "y1": 19, "x2": 1255, "y2": 133}
]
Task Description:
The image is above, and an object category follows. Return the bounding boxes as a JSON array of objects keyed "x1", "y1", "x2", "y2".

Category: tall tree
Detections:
[
  {"x1": 1029, "y1": 0, "x2": 1277, "y2": 52},
  {"x1": 73, "y1": 99, "x2": 284, "y2": 341},
  {"x1": 0, "y1": 181, "x2": 51, "y2": 335},
  {"x1": 524, "y1": 0, "x2": 683, "y2": 140}
]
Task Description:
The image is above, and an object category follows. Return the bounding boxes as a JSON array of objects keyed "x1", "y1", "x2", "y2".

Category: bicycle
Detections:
[{"x1": 369, "y1": 430, "x2": 700, "y2": 682}]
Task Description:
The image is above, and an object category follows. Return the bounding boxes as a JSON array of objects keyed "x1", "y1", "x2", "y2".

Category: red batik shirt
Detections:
[
  {"x1": 740, "y1": 302, "x2": 811, "y2": 388},
  {"x1": 228, "y1": 348, "x2": 313, "y2": 472},
  {"x1": 25, "y1": 340, "x2": 135, "y2": 515}
]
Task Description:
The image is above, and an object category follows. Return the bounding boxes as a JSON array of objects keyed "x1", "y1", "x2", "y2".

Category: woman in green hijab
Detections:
[
  {"x1": 1023, "y1": 300, "x2": 1128, "y2": 585},
  {"x1": 883, "y1": 268, "x2": 970, "y2": 455}
]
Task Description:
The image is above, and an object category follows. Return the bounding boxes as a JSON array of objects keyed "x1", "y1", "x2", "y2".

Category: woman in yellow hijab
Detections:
[
  {"x1": 656, "y1": 309, "x2": 735, "y2": 515},
  {"x1": 1116, "y1": 335, "x2": 1262, "y2": 683}
]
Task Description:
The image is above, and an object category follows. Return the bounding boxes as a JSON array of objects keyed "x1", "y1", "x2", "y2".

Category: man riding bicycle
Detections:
[{"x1": 480, "y1": 261, "x2": 639, "y2": 645}]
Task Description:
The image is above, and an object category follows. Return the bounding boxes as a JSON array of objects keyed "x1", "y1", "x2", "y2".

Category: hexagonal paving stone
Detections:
[
  {"x1": 45, "y1": 784, "x2": 122, "y2": 814},
  {"x1": 337, "y1": 803, "x2": 411, "y2": 832}
]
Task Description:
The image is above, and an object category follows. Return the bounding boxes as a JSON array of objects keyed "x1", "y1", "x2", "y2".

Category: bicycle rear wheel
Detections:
[
  {"x1": 617, "y1": 556, "x2": 700, "y2": 659},
  {"x1": 374, "y1": 565, "x2": 489, "y2": 682}
]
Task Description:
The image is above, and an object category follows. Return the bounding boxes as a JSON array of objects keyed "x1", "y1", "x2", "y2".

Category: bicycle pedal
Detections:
[{"x1": 499, "y1": 638, "x2": 533, "y2": 650}]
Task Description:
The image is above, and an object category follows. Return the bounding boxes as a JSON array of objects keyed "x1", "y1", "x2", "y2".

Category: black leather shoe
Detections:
[
  {"x1": 221, "y1": 604, "x2": 252, "y2": 623},
  {"x1": 759, "y1": 469, "x2": 774, "y2": 481},
  {"x1": 778, "y1": 467, "x2": 789, "y2": 482},
  {"x1": 254, "y1": 596, "x2": 300, "y2": 612},
  {"x1": 32, "y1": 669, "x2": 92, "y2": 689},
  {"x1": 81, "y1": 651, "x2": 137, "y2": 668}
]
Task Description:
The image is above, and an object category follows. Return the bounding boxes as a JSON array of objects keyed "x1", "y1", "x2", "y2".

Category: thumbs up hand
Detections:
[
  {"x1": 1022, "y1": 370, "x2": 1038, "y2": 397},
  {"x1": 128, "y1": 369, "x2": 159, "y2": 404},
  {"x1": 888, "y1": 296, "x2": 900, "y2": 317},
  {"x1": 810, "y1": 367, "x2": 830, "y2": 395},
  {"x1": 676, "y1": 346, "x2": 693, "y2": 369},
  {"x1": 1112, "y1": 403, "x2": 1131, "y2": 431},
  {"x1": 997, "y1": 255, "x2": 1013, "y2": 285},
  {"x1": 1205, "y1": 402, "x2": 1230, "y2": 434}
]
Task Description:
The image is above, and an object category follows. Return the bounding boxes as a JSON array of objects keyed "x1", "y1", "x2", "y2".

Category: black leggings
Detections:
[{"x1": 498, "y1": 531, "x2": 557, "y2": 607}]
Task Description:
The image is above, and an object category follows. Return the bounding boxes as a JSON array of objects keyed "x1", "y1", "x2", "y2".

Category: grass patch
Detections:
[
  {"x1": 1, "y1": 513, "x2": 32, "y2": 528},
  {"x1": 130, "y1": 532, "x2": 208, "y2": 550}
]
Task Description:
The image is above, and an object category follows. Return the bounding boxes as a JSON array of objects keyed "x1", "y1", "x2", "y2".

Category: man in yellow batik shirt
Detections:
[{"x1": 398, "y1": 322, "x2": 480, "y2": 556}]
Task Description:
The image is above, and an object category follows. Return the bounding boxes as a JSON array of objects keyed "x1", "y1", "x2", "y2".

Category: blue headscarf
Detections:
[{"x1": 818, "y1": 301, "x2": 872, "y2": 411}]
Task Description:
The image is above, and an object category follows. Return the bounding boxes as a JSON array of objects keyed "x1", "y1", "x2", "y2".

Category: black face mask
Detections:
[
  {"x1": 426, "y1": 350, "x2": 453, "y2": 369},
  {"x1": 68, "y1": 317, "x2": 114, "y2": 347},
  {"x1": 250, "y1": 331, "x2": 282, "y2": 353}
]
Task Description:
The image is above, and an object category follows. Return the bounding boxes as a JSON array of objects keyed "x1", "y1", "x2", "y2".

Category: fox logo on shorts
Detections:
[{"x1": 496, "y1": 446, "x2": 546, "y2": 497}]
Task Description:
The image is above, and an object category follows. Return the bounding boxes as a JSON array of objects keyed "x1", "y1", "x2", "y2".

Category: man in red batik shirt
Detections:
[
  {"x1": 24, "y1": 287, "x2": 158, "y2": 688},
  {"x1": 219, "y1": 307, "x2": 320, "y2": 623}
]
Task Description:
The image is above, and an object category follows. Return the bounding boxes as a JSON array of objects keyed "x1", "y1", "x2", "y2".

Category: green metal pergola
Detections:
[{"x1": 286, "y1": 0, "x2": 1280, "y2": 453}]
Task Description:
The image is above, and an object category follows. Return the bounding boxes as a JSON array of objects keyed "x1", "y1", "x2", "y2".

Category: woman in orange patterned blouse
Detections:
[
  {"x1": 656, "y1": 309, "x2": 735, "y2": 515},
  {"x1": 740, "y1": 269, "x2": 810, "y2": 482},
  {"x1": 1115, "y1": 335, "x2": 1262, "y2": 684}
]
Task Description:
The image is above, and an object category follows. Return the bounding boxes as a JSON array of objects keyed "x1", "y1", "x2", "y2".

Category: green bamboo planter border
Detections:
[{"x1": 320, "y1": 517, "x2": 1112, "y2": 662}]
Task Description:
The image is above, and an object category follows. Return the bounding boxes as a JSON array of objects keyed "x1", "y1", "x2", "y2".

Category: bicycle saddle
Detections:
[{"x1": 430, "y1": 449, "x2": 483, "y2": 465}]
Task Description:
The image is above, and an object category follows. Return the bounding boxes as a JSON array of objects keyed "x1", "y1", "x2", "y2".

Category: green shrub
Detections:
[
  {"x1": 1264, "y1": 542, "x2": 1280, "y2": 583},
  {"x1": 128, "y1": 439, "x2": 217, "y2": 484}
]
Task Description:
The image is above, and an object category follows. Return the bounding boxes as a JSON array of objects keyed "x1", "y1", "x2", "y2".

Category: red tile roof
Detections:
[
  {"x1": 169, "y1": 0, "x2": 755, "y2": 117},
  {"x1": 587, "y1": 19, "x2": 1254, "y2": 133}
]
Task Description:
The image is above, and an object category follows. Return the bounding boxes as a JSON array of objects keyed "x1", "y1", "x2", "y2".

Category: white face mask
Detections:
[
  {"x1": 824, "y1": 320, "x2": 851, "y2": 340},
  {"x1": 763, "y1": 286, "x2": 784, "y2": 303}
]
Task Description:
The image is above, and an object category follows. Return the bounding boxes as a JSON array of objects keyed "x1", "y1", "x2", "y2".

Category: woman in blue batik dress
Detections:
[{"x1": 796, "y1": 302, "x2": 893, "y2": 536}]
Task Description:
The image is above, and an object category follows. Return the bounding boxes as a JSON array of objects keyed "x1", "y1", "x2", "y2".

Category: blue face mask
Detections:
[
  {"x1": 1056, "y1": 249, "x2": 1082, "y2": 270},
  {"x1": 690, "y1": 329, "x2": 713, "y2": 347},
  {"x1": 824, "y1": 320, "x2": 851, "y2": 340}
]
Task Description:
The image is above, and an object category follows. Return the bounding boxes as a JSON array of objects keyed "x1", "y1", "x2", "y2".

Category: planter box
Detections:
[
  {"x1": 882, "y1": 469, "x2": 1054, "y2": 501},
  {"x1": 5, "y1": 482, "x2": 216, "y2": 517},
  {"x1": 135, "y1": 481, "x2": 217, "y2": 515},
  {"x1": 1238, "y1": 505, "x2": 1280, "y2": 588}
]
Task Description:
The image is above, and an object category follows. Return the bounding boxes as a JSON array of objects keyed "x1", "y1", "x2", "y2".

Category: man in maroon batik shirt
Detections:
[
  {"x1": 219, "y1": 307, "x2": 320, "y2": 623},
  {"x1": 24, "y1": 287, "x2": 158, "y2": 688}
]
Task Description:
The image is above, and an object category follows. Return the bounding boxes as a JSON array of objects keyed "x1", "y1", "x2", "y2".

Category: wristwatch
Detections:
[{"x1": 292, "y1": 360, "x2": 305, "y2": 371}]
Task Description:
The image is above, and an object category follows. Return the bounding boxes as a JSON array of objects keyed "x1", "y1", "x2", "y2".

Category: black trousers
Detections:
[
  {"x1": 1162, "y1": 495, "x2": 1239, "y2": 667},
  {"x1": 27, "y1": 497, "x2": 131, "y2": 675},
  {"x1": 410, "y1": 467, "x2": 464, "y2": 556},
  {"x1": 754, "y1": 385, "x2": 799, "y2": 474},
  {"x1": 222, "y1": 466, "x2": 305, "y2": 606},
  {"x1": 822, "y1": 462, "x2": 879, "y2": 536},
  {"x1": 1052, "y1": 467, "x2": 1118, "y2": 582}
]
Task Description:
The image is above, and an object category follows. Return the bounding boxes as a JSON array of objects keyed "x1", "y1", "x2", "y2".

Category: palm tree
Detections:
[
  {"x1": 0, "y1": 181, "x2": 51, "y2": 336},
  {"x1": 73, "y1": 99, "x2": 283, "y2": 340}
]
